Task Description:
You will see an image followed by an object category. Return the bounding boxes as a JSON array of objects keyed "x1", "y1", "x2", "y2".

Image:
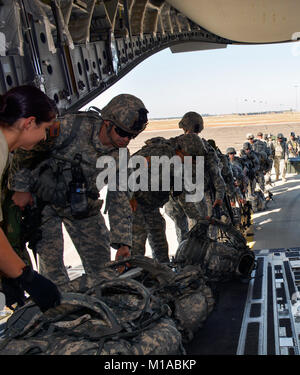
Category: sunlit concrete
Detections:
[{"x1": 252, "y1": 172, "x2": 300, "y2": 250}]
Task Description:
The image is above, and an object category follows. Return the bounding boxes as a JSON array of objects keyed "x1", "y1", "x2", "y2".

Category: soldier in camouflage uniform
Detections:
[
  {"x1": 10, "y1": 94, "x2": 148, "y2": 289},
  {"x1": 248, "y1": 132, "x2": 273, "y2": 191},
  {"x1": 273, "y1": 133, "x2": 288, "y2": 181},
  {"x1": 247, "y1": 133, "x2": 271, "y2": 156},
  {"x1": 257, "y1": 131, "x2": 271, "y2": 150},
  {"x1": 207, "y1": 139, "x2": 236, "y2": 202},
  {"x1": 164, "y1": 112, "x2": 225, "y2": 243},
  {"x1": 255, "y1": 150, "x2": 271, "y2": 192},
  {"x1": 226, "y1": 147, "x2": 246, "y2": 205},
  {"x1": 207, "y1": 139, "x2": 239, "y2": 226},
  {"x1": 240, "y1": 142, "x2": 260, "y2": 198},
  {"x1": 256, "y1": 132, "x2": 265, "y2": 141},
  {"x1": 131, "y1": 133, "x2": 225, "y2": 259},
  {"x1": 287, "y1": 132, "x2": 300, "y2": 157},
  {"x1": 265, "y1": 134, "x2": 275, "y2": 185},
  {"x1": 130, "y1": 137, "x2": 175, "y2": 262}
]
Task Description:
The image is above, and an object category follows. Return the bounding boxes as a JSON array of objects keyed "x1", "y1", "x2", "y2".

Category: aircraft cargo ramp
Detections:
[{"x1": 186, "y1": 248, "x2": 300, "y2": 355}]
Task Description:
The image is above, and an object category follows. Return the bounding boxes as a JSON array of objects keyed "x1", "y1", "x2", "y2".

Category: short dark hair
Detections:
[{"x1": 0, "y1": 85, "x2": 57, "y2": 127}]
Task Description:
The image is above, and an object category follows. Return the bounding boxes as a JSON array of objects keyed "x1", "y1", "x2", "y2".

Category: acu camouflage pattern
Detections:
[
  {"x1": 132, "y1": 134, "x2": 224, "y2": 209},
  {"x1": 274, "y1": 139, "x2": 288, "y2": 159},
  {"x1": 0, "y1": 289, "x2": 182, "y2": 355},
  {"x1": 208, "y1": 142, "x2": 235, "y2": 201},
  {"x1": 287, "y1": 138, "x2": 300, "y2": 157},
  {"x1": 8, "y1": 137, "x2": 55, "y2": 191},
  {"x1": 201, "y1": 138, "x2": 225, "y2": 201},
  {"x1": 9, "y1": 111, "x2": 133, "y2": 287},
  {"x1": 132, "y1": 136, "x2": 177, "y2": 209},
  {"x1": 251, "y1": 190, "x2": 266, "y2": 213},
  {"x1": 226, "y1": 147, "x2": 236, "y2": 154},
  {"x1": 252, "y1": 138, "x2": 271, "y2": 156},
  {"x1": 131, "y1": 134, "x2": 214, "y2": 261},
  {"x1": 130, "y1": 137, "x2": 176, "y2": 261},
  {"x1": 100, "y1": 93, "x2": 148, "y2": 135},
  {"x1": 178, "y1": 112, "x2": 204, "y2": 133},
  {"x1": 175, "y1": 219, "x2": 255, "y2": 282},
  {"x1": 131, "y1": 205, "x2": 169, "y2": 262},
  {"x1": 165, "y1": 135, "x2": 225, "y2": 247},
  {"x1": 0, "y1": 257, "x2": 215, "y2": 355},
  {"x1": 165, "y1": 192, "x2": 208, "y2": 244},
  {"x1": 123, "y1": 256, "x2": 215, "y2": 342},
  {"x1": 1, "y1": 190, "x2": 32, "y2": 267},
  {"x1": 173, "y1": 133, "x2": 207, "y2": 156}
]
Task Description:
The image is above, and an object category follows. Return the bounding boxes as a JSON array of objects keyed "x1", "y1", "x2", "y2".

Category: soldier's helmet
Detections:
[
  {"x1": 178, "y1": 112, "x2": 204, "y2": 133},
  {"x1": 257, "y1": 132, "x2": 263, "y2": 137},
  {"x1": 277, "y1": 133, "x2": 284, "y2": 139},
  {"x1": 267, "y1": 133, "x2": 273, "y2": 139},
  {"x1": 174, "y1": 133, "x2": 207, "y2": 156},
  {"x1": 101, "y1": 94, "x2": 149, "y2": 135},
  {"x1": 246, "y1": 133, "x2": 254, "y2": 140},
  {"x1": 243, "y1": 141, "x2": 252, "y2": 150},
  {"x1": 226, "y1": 147, "x2": 236, "y2": 154},
  {"x1": 291, "y1": 132, "x2": 295, "y2": 137}
]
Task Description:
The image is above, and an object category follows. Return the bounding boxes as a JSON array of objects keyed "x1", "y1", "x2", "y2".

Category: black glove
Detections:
[
  {"x1": 3, "y1": 266, "x2": 61, "y2": 312},
  {"x1": 1, "y1": 277, "x2": 26, "y2": 310},
  {"x1": 17, "y1": 266, "x2": 61, "y2": 312}
]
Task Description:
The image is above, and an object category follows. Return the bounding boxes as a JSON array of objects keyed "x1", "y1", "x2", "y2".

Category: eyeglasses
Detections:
[{"x1": 114, "y1": 126, "x2": 136, "y2": 139}]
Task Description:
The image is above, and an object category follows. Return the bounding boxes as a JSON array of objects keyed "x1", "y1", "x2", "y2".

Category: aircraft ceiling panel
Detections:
[
  {"x1": 2, "y1": 0, "x2": 297, "y2": 112},
  {"x1": 167, "y1": 0, "x2": 300, "y2": 43}
]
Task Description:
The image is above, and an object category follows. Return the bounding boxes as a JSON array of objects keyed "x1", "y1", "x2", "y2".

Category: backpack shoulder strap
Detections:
[{"x1": 54, "y1": 114, "x2": 84, "y2": 151}]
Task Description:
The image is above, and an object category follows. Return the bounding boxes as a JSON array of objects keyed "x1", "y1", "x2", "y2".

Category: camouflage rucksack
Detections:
[
  {"x1": 255, "y1": 150, "x2": 271, "y2": 173},
  {"x1": 252, "y1": 139, "x2": 268, "y2": 154},
  {"x1": 175, "y1": 219, "x2": 256, "y2": 282},
  {"x1": 124, "y1": 256, "x2": 215, "y2": 342},
  {"x1": 0, "y1": 274, "x2": 184, "y2": 355},
  {"x1": 132, "y1": 137, "x2": 179, "y2": 209}
]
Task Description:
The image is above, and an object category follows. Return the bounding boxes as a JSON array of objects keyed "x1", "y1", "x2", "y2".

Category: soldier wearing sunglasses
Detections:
[{"x1": 10, "y1": 94, "x2": 148, "y2": 289}]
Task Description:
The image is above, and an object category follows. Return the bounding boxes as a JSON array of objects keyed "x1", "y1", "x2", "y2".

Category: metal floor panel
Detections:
[{"x1": 237, "y1": 248, "x2": 300, "y2": 355}]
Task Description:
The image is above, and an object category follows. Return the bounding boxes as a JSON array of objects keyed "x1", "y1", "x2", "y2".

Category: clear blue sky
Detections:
[{"x1": 82, "y1": 41, "x2": 300, "y2": 118}]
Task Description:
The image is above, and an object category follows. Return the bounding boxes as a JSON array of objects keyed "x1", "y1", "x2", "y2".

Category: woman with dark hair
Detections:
[{"x1": 0, "y1": 85, "x2": 60, "y2": 312}]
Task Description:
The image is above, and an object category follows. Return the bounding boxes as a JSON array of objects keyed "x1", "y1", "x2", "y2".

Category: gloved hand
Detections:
[
  {"x1": 1, "y1": 277, "x2": 26, "y2": 309},
  {"x1": 3, "y1": 266, "x2": 61, "y2": 312}
]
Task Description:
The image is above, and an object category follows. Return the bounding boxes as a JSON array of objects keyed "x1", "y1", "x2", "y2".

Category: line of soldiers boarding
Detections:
[
  {"x1": 1, "y1": 89, "x2": 300, "y2": 311},
  {"x1": 226, "y1": 130, "x2": 300, "y2": 212}
]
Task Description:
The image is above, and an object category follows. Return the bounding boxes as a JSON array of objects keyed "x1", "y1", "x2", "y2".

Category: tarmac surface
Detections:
[{"x1": 252, "y1": 173, "x2": 300, "y2": 250}]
